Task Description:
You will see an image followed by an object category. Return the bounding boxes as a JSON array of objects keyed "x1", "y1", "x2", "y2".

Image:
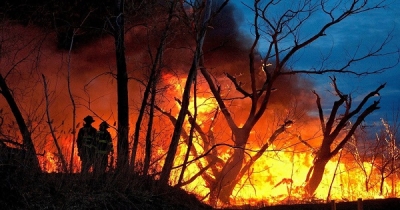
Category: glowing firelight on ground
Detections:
[{"x1": 172, "y1": 146, "x2": 399, "y2": 206}]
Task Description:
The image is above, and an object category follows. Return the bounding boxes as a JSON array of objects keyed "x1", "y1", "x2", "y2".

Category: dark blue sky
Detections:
[{"x1": 233, "y1": 0, "x2": 400, "y2": 124}]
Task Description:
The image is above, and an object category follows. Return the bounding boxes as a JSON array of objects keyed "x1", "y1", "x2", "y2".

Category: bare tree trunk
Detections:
[
  {"x1": 67, "y1": 30, "x2": 77, "y2": 173},
  {"x1": 113, "y1": 0, "x2": 130, "y2": 173},
  {"x1": 159, "y1": 54, "x2": 199, "y2": 186},
  {"x1": 0, "y1": 74, "x2": 40, "y2": 172},
  {"x1": 380, "y1": 173, "x2": 385, "y2": 195},
  {"x1": 178, "y1": 75, "x2": 197, "y2": 185},
  {"x1": 143, "y1": 71, "x2": 158, "y2": 175},
  {"x1": 305, "y1": 158, "x2": 329, "y2": 197},
  {"x1": 42, "y1": 74, "x2": 68, "y2": 172},
  {"x1": 130, "y1": 1, "x2": 175, "y2": 170},
  {"x1": 305, "y1": 79, "x2": 384, "y2": 196},
  {"x1": 159, "y1": 0, "x2": 212, "y2": 187},
  {"x1": 131, "y1": 73, "x2": 152, "y2": 170},
  {"x1": 326, "y1": 149, "x2": 342, "y2": 202},
  {"x1": 209, "y1": 128, "x2": 248, "y2": 205},
  {"x1": 210, "y1": 147, "x2": 244, "y2": 205},
  {"x1": 154, "y1": 103, "x2": 219, "y2": 188}
]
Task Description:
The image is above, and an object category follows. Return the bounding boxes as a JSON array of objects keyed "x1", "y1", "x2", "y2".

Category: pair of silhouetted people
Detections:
[{"x1": 76, "y1": 115, "x2": 113, "y2": 175}]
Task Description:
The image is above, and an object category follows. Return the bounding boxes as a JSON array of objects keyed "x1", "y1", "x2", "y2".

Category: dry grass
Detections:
[
  {"x1": 0, "y1": 167, "x2": 212, "y2": 210},
  {"x1": 2, "y1": 164, "x2": 399, "y2": 210}
]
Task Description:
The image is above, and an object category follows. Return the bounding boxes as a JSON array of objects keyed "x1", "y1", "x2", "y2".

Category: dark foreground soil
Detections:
[
  {"x1": 1, "y1": 168, "x2": 399, "y2": 210},
  {"x1": 0, "y1": 169, "x2": 212, "y2": 210}
]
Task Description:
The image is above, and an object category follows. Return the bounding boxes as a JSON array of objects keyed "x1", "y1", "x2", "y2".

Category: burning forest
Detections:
[{"x1": 0, "y1": 0, "x2": 399, "y2": 209}]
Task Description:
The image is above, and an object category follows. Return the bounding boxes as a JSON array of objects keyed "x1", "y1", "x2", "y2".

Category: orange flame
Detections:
[{"x1": 39, "y1": 73, "x2": 399, "y2": 207}]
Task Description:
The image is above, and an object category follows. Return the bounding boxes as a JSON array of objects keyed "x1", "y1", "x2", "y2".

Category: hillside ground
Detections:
[{"x1": 1, "y1": 167, "x2": 399, "y2": 210}]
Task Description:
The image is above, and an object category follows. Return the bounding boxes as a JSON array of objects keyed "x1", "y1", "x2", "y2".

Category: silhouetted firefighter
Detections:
[
  {"x1": 76, "y1": 115, "x2": 97, "y2": 174},
  {"x1": 94, "y1": 121, "x2": 113, "y2": 175}
]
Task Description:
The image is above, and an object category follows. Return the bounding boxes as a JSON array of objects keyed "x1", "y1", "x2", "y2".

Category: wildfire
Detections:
[
  {"x1": 161, "y1": 74, "x2": 399, "y2": 206},
  {"x1": 39, "y1": 73, "x2": 399, "y2": 207},
  {"x1": 39, "y1": 152, "x2": 60, "y2": 173},
  {"x1": 173, "y1": 145, "x2": 398, "y2": 206}
]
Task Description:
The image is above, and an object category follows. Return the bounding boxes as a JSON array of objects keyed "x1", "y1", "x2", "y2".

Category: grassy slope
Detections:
[
  {"x1": 0, "y1": 169, "x2": 212, "y2": 210},
  {"x1": 2, "y1": 168, "x2": 399, "y2": 210}
]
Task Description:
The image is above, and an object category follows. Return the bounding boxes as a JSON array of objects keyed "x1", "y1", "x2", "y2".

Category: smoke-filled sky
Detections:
[
  {"x1": 1, "y1": 0, "x2": 399, "y2": 138},
  {"x1": 232, "y1": 0, "x2": 400, "y2": 124}
]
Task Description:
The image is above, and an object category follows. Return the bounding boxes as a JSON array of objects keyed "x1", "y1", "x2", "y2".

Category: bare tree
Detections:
[
  {"x1": 304, "y1": 77, "x2": 384, "y2": 196},
  {"x1": 374, "y1": 118, "x2": 399, "y2": 196},
  {"x1": 0, "y1": 19, "x2": 48, "y2": 172},
  {"x1": 104, "y1": 0, "x2": 130, "y2": 173},
  {"x1": 42, "y1": 74, "x2": 68, "y2": 172},
  {"x1": 197, "y1": 0, "x2": 397, "y2": 205},
  {"x1": 348, "y1": 131, "x2": 379, "y2": 193},
  {"x1": 154, "y1": 96, "x2": 223, "y2": 189},
  {"x1": 0, "y1": 74, "x2": 40, "y2": 171},
  {"x1": 130, "y1": 1, "x2": 178, "y2": 174},
  {"x1": 159, "y1": 0, "x2": 224, "y2": 187}
]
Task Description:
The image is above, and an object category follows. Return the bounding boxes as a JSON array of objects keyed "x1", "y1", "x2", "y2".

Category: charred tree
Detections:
[
  {"x1": 111, "y1": 0, "x2": 130, "y2": 173},
  {"x1": 0, "y1": 74, "x2": 40, "y2": 172},
  {"x1": 154, "y1": 102, "x2": 221, "y2": 189},
  {"x1": 131, "y1": 1, "x2": 176, "y2": 174},
  {"x1": 198, "y1": 0, "x2": 396, "y2": 205},
  {"x1": 159, "y1": 0, "x2": 214, "y2": 187},
  {"x1": 177, "y1": 81, "x2": 198, "y2": 185},
  {"x1": 304, "y1": 77, "x2": 385, "y2": 197},
  {"x1": 42, "y1": 74, "x2": 68, "y2": 173}
]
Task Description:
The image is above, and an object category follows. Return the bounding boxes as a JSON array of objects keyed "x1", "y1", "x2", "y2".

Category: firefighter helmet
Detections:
[
  {"x1": 100, "y1": 121, "x2": 109, "y2": 128},
  {"x1": 83, "y1": 115, "x2": 95, "y2": 123}
]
